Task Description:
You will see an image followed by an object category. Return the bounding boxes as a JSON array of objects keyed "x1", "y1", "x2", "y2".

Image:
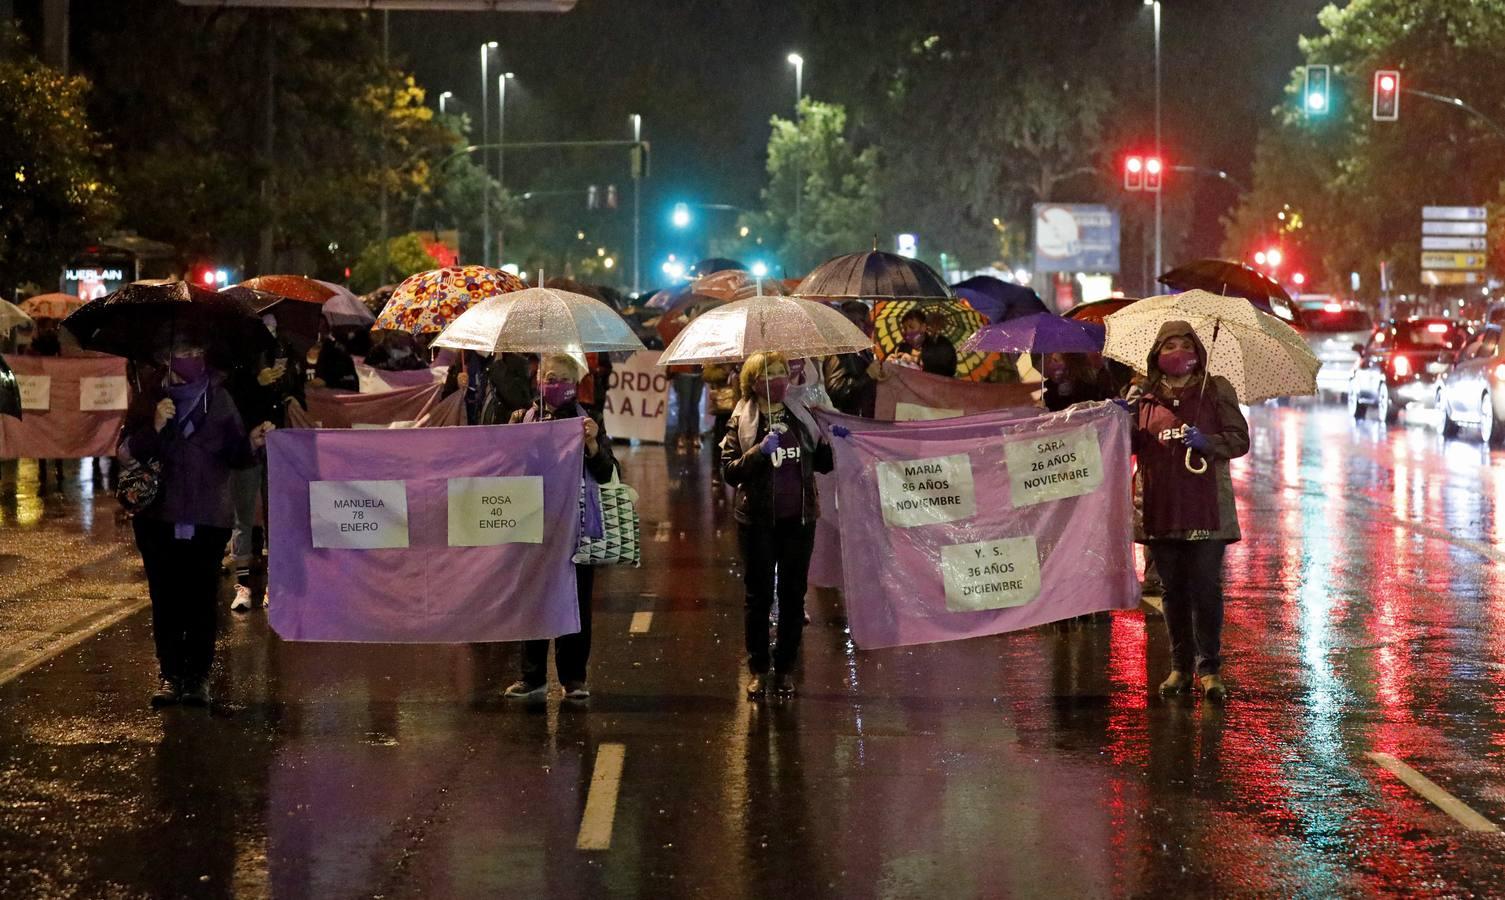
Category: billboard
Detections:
[{"x1": 1033, "y1": 204, "x2": 1120, "y2": 273}]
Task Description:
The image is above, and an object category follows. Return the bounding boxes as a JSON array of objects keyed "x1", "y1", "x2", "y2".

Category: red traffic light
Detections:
[
  {"x1": 1373, "y1": 69, "x2": 1400, "y2": 121},
  {"x1": 1144, "y1": 156, "x2": 1163, "y2": 191},
  {"x1": 1123, "y1": 155, "x2": 1145, "y2": 191},
  {"x1": 1379, "y1": 74, "x2": 1396, "y2": 93}
]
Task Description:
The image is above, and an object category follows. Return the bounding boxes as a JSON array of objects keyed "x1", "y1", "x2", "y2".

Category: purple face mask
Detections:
[
  {"x1": 542, "y1": 380, "x2": 577, "y2": 409},
  {"x1": 1158, "y1": 348, "x2": 1199, "y2": 377},
  {"x1": 758, "y1": 375, "x2": 790, "y2": 403},
  {"x1": 169, "y1": 354, "x2": 208, "y2": 383},
  {"x1": 903, "y1": 329, "x2": 925, "y2": 346},
  {"x1": 1043, "y1": 361, "x2": 1069, "y2": 383},
  {"x1": 787, "y1": 358, "x2": 806, "y2": 380}
]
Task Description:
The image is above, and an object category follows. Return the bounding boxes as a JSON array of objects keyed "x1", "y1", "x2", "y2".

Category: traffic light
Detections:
[
  {"x1": 1123, "y1": 155, "x2": 1144, "y2": 191},
  {"x1": 586, "y1": 184, "x2": 599, "y2": 210},
  {"x1": 1373, "y1": 69, "x2": 1400, "y2": 121},
  {"x1": 1304, "y1": 64, "x2": 1330, "y2": 115},
  {"x1": 1144, "y1": 157, "x2": 1163, "y2": 192}
]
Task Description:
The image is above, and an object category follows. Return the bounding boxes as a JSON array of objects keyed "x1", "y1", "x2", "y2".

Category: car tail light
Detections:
[
  {"x1": 1392, "y1": 354, "x2": 1412, "y2": 377},
  {"x1": 1427, "y1": 323, "x2": 1450, "y2": 334},
  {"x1": 1323, "y1": 303, "x2": 1343, "y2": 313}
]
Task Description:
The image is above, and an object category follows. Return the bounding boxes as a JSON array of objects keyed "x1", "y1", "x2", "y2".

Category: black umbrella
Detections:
[
  {"x1": 794, "y1": 250, "x2": 953, "y2": 302},
  {"x1": 951, "y1": 276, "x2": 1050, "y2": 322},
  {"x1": 1158, "y1": 259, "x2": 1292, "y2": 315},
  {"x1": 222, "y1": 286, "x2": 323, "y2": 354},
  {"x1": 689, "y1": 257, "x2": 745, "y2": 279},
  {"x1": 63, "y1": 280, "x2": 274, "y2": 363},
  {"x1": 0, "y1": 356, "x2": 20, "y2": 420}
]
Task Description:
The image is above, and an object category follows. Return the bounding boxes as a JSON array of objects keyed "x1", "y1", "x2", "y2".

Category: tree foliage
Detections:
[
  {"x1": 0, "y1": 26, "x2": 116, "y2": 295},
  {"x1": 349, "y1": 232, "x2": 438, "y2": 294}
]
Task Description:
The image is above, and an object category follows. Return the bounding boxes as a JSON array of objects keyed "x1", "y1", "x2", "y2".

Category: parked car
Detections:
[
  {"x1": 1348, "y1": 317, "x2": 1470, "y2": 424},
  {"x1": 1299, "y1": 301, "x2": 1374, "y2": 397},
  {"x1": 1438, "y1": 324, "x2": 1505, "y2": 444}
]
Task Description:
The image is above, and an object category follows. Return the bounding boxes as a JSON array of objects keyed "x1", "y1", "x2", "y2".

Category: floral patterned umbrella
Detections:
[{"x1": 374, "y1": 266, "x2": 528, "y2": 335}]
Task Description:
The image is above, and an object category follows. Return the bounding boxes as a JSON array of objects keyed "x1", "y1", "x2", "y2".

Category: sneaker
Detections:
[
  {"x1": 180, "y1": 679, "x2": 212, "y2": 707},
  {"x1": 562, "y1": 682, "x2": 591, "y2": 700},
  {"x1": 746, "y1": 674, "x2": 767, "y2": 698},
  {"x1": 1200, "y1": 674, "x2": 1227, "y2": 701},
  {"x1": 230, "y1": 584, "x2": 253, "y2": 612},
  {"x1": 149, "y1": 678, "x2": 181, "y2": 708},
  {"x1": 771, "y1": 673, "x2": 794, "y2": 696},
  {"x1": 1158, "y1": 670, "x2": 1191, "y2": 695},
  {"x1": 502, "y1": 680, "x2": 547, "y2": 700}
]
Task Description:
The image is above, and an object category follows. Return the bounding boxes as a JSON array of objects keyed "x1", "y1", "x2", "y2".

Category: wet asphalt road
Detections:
[{"x1": 5, "y1": 404, "x2": 1505, "y2": 897}]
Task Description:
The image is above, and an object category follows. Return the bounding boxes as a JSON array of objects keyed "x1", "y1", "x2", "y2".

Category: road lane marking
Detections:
[
  {"x1": 653, "y1": 522, "x2": 671, "y2": 542},
  {"x1": 1367, "y1": 752, "x2": 1501, "y2": 833},
  {"x1": 576, "y1": 743, "x2": 626, "y2": 851},
  {"x1": 0, "y1": 595, "x2": 149, "y2": 687},
  {"x1": 628, "y1": 611, "x2": 653, "y2": 634}
]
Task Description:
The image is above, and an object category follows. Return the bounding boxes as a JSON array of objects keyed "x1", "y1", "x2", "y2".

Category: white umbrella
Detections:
[
  {"x1": 432, "y1": 286, "x2": 643, "y2": 356},
  {"x1": 0, "y1": 300, "x2": 33, "y2": 333},
  {"x1": 1103, "y1": 290, "x2": 1319, "y2": 404},
  {"x1": 656, "y1": 294, "x2": 872, "y2": 366}
]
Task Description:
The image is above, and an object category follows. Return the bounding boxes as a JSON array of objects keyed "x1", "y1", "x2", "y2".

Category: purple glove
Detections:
[
  {"x1": 759, "y1": 432, "x2": 781, "y2": 455},
  {"x1": 831, "y1": 424, "x2": 852, "y2": 438},
  {"x1": 1182, "y1": 426, "x2": 1212, "y2": 455},
  {"x1": 1111, "y1": 398, "x2": 1133, "y2": 413}
]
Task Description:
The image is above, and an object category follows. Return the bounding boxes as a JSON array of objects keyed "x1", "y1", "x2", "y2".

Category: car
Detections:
[
  {"x1": 1348, "y1": 317, "x2": 1470, "y2": 424},
  {"x1": 1299, "y1": 301, "x2": 1374, "y2": 397},
  {"x1": 1438, "y1": 324, "x2": 1505, "y2": 444}
]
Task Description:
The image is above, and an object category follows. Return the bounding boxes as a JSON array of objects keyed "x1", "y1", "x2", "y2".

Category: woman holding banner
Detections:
[
  {"x1": 1130, "y1": 322, "x2": 1248, "y2": 701},
  {"x1": 720, "y1": 351, "x2": 834, "y2": 699},
  {"x1": 502, "y1": 354, "x2": 616, "y2": 701}
]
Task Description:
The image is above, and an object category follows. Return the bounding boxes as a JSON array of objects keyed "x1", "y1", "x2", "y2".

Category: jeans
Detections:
[
  {"x1": 134, "y1": 519, "x2": 232, "y2": 684},
  {"x1": 739, "y1": 519, "x2": 816, "y2": 674},
  {"x1": 521, "y1": 565, "x2": 594, "y2": 687},
  {"x1": 1153, "y1": 539, "x2": 1226, "y2": 675},
  {"x1": 229, "y1": 463, "x2": 263, "y2": 570},
  {"x1": 672, "y1": 374, "x2": 703, "y2": 439}
]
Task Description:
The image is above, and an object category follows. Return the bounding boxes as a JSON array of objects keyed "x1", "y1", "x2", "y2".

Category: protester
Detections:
[
  {"x1": 502, "y1": 354, "x2": 616, "y2": 701},
  {"x1": 577, "y1": 352, "x2": 614, "y2": 417},
  {"x1": 670, "y1": 367, "x2": 704, "y2": 452},
  {"x1": 702, "y1": 361, "x2": 740, "y2": 456},
  {"x1": 309, "y1": 325, "x2": 359, "y2": 391},
  {"x1": 720, "y1": 351, "x2": 834, "y2": 698},
  {"x1": 480, "y1": 352, "x2": 535, "y2": 425},
  {"x1": 1041, "y1": 352, "x2": 1116, "y2": 412},
  {"x1": 893, "y1": 308, "x2": 958, "y2": 378},
  {"x1": 824, "y1": 301, "x2": 880, "y2": 417},
  {"x1": 119, "y1": 339, "x2": 274, "y2": 708},
  {"x1": 1129, "y1": 321, "x2": 1249, "y2": 700},
  {"x1": 366, "y1": 331, "x2": 427, "y2": 371},
  {"x1": 26, "y1": 319, "x2": 65, "y2": 491}
]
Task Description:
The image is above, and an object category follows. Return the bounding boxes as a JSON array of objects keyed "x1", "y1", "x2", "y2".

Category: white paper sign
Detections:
[
  {"x1": 1005, "y1": 425, "x2": 1103, "y2": 506},
  {"x1": 309, "y1": 480, "x2": 409, "y2": 549},
  {"x1": 894, "y1": 402, "x2": 963, "y2": 422},
  {"x1": 603, "y1": 350, "x2": 670, "y2": 443},
  {"x1": 876, "y1": 453, "x2": 976, "y2": 527},
  {"x1": 941, "y1": 536, "x2": 1041, "y2": 612},
  {"x1": 16, "y1": 375, "x2": 50, "y2": 411},
  {"x1": 447, "y1": 476, "x2": 544, "y2": 546},
  {"x1": 78, "y1": 376, "x2": 129, "y2": 411}
]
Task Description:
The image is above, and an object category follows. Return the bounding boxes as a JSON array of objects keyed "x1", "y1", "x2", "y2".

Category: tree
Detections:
[
  {"x1": 349, "y1": 232, "x2": 438, "y2": 294},
  {"x1": 0, "y1": 26, "x2": 116, "y2": 296},
  {"x1": 736, "y1": 99, "x2": 883, "y2": 273}
]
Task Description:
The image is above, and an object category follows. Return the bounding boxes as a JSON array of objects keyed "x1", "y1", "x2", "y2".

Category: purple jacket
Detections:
[{"x1": 121, "y1": 378, "x2": 256, "y2": 529}]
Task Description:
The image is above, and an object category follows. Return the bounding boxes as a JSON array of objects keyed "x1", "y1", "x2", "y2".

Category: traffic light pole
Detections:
[
  {"x1": 1152, "y1": 0, "x2": 1163, "y2": 293},
  {"x1": 1402, "y1": 88, "x2": 1505, "y2": 140}
]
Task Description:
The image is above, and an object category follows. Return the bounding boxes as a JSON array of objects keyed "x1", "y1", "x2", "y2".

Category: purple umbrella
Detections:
[
  {"x1": 951, "y1": 276, "x2": 1049, "y2": 321},
  {"x1": 959, "y1": 312, "x2": 1105, "y2": 355}
]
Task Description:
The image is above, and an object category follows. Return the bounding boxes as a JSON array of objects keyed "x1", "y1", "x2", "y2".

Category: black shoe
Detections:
[
  {"x1": 746, "y1": 674, "x2": 767, "y2": 698},
  {"x1": 150, "y1": 678, "x2": 181, "y2": 708},
  {"x1": 180, "y1": 679, "x2": 212, "y2": 707},
  {"x1": 771, "y1": 673, "x2": 794, "y2": 696}
]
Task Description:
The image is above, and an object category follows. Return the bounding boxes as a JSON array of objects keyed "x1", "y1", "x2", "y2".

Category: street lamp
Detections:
[
  {"x1": 631, "y1": 113, "x2": 643, "y2": 294},
  {"x1": 480, "y1": 41, "x2": 498, "y2": 266},
  {"x1": 497, "y1": 71, "x2": 514, "y2": 259},
  {"x1": 439, "y1": 90, "x2": 453, "y2": 114},
  {"x1": 788, "y1": 52, "x2": 804, "y2": 272},
  {"x1": 671, "y1": 203, "x2": 692, "y2": 229},
  {"x1": 1144, "y1": 0, "x2": 1162, "y2": 293}
]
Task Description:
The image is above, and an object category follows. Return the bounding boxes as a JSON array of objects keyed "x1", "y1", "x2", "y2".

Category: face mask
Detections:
[
  {"x1": 759, "y1": 375, "x2": 789, "y2": 403},
  {"x1": 1043, "y1": 361, "x2": 1069, "y2": 383},
  {"x1": 261, "y1": 314, "x2": 278, "y2": 337},
  {"x1": 542, "y1": 380, "x2": 577, "y2": 408},
  {"x1": 169, "y1": 355, "x2": 207, "y2": 383},
  {"x1": 1158, "y1": 348, "x2": 1198, "y2": 377},
  {"x1": 787, "y1": 359, "x2": 806, "y2": 380},
  {"x1": 903, "y1": 329, "x2": 925, "y2": 346},
  {"x1": 390, "y1": 346, "x2": 411, "y2": 361}
]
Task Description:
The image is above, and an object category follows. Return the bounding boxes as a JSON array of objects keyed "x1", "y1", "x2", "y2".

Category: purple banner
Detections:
[
  {"x1": 824, "y1": 401, "x2": 1138, "y2": 649},
  {"x1": 267, "y1": 420, "x2": 584, "y2": 642}
]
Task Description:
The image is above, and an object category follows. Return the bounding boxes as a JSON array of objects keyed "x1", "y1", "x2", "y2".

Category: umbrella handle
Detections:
[{"x1": 1184, "y1": 446, "x2": 1208, "y2": 475}]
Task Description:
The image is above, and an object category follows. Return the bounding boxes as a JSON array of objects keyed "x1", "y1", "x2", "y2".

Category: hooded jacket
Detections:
[{"x1": 1131, "y1": 320, "x2": 1249, "y2": 542}]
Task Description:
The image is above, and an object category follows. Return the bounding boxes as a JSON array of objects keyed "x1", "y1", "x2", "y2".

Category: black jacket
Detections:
[
  {"x1": 720, "y1": 404, "x2": 833, "y2": 525},
  {"x1": 823, "y1": 351, "x2": 877, "y2": 417},
  {"x1": 509, "y1": 401, "x2": 616, "y2": 485},
  {"x1": 896, "y1": 335, "x2": 958, "y2": 378}
]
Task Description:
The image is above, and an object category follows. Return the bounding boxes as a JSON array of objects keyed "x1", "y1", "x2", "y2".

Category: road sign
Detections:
[
  {"x1": 1422, "y1": 206, "x2": 1487, "y2": 221},
  {"x1": 1421, "y1": 271, "x2": 1483, "y2": 286},
  {"x1": 1421, "y1": 252, "x2": 1487, "y2": 271},
  {"x1": 1422, "y1": 236, "x2": 1487, "y2": 251},
  {"x1": 1423, "y1": 220, "x2": 1488, "y2": 236}
]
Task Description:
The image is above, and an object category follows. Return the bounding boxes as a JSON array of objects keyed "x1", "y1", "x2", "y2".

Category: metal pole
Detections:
[
  {"x1": 379, "y1": 11, "x2": 390, "y2": 284},
  {"x1": 497, "y1": 73, "x2": 507, "y2": 263},
  {"x1": 480, "y1": 44, "x2": 491, "y2": 268},
  {"x1": 1152, "y1": 1, "x2": 1163, "y2": 288},
  {"x1": 792, "y1": 58, "x2": 803, "y2": 273},
  {"x1": 631, "y1": 113, "x2": 642, "y2": 294}
]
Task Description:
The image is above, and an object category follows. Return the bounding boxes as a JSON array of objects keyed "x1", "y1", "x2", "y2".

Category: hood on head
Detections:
[{"x1": 1147, "y1": 319, "x2": 1207, "y2": 374}]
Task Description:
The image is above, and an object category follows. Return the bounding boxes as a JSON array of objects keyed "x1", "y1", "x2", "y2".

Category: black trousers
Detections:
[
  {"x1": 521, "y1": 565, "x2": 594, "y2": 687},
  {"x1": 1153, "y1": 539, "x2": 1227, "y2": 675},
  {"x1": 134, "y1": 519, "x2": 232, "y2": 684},
  {"x1": 739, "y1": 519, "x2": 816, "y2": 675}
]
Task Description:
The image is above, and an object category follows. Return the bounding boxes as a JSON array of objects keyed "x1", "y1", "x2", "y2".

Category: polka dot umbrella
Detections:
[
  {"x1": 374, "y1": 265, "x2": 528, "y2": 336},
  {"x1": 1102, "y1": 290, "x2": 1319, "y2": 404}
]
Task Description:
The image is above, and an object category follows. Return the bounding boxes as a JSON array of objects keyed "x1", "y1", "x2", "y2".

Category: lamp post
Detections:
[
  {"x1": 439, "y1": 90, "x2": 453, "y2": 114},
  {"x1": 787, "y1": 52, "x2": 804, "y2": 272},
  {"x1": 631, "y1": 113, "x2": 642, "y2": 294},
  {"x1": 497, "y1": 72, "x2": 513, "y2": 262},
  {"x1": 480, "y1": 41, "x2": 497, "y2": 267},
  {"x1": 1146, "y1": 0, "x2": 1162, "y2": 287}
]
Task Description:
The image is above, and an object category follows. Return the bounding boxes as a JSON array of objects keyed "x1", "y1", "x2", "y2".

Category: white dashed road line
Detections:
[
  {"x1": 1367, "y1": 752, "x2": 1502, "y2": 833},
  {"x1": 628, "y1": 611, "x2": 653, "y2": 634},
  {"x1": 576, "y1": 743, "x2": 627, "y2": 851}
]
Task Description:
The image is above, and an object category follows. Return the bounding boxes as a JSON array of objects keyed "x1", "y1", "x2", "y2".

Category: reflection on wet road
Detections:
[{"x1": 4, "y1": 405, "x2": 1505, "y2": 896}]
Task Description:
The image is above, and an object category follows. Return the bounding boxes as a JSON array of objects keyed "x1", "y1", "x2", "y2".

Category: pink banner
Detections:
[
  {"x1": 286, "y1": 382, "x2": 464, "y2": 429},
  {"x1": 267, "y1": 420, "x2": 584, "y2": 643},
  {"x1": 875, "y1": 363, "x2": 1038, "y2": 420},
  {"x1": 822, "y1": 402, "x2": 1138, "y2": 649},
  {"x1": 0, "y1": 355, "x2": 128, "y2": 459}
]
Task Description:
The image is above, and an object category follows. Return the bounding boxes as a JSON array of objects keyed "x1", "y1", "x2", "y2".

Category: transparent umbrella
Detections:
[
  {"x1": 431, "y1": 286, "x2": 644, "y2": 356},
  {"x1": 657, "y1": 294, "x2": 872, "y2": 366}
]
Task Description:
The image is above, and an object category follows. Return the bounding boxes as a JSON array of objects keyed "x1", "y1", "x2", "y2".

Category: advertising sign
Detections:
[{"x1": 1033, "y1": 204, "x2": 1120, "y2": 273}]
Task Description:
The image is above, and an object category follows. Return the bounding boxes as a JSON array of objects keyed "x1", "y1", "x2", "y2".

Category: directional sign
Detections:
[
  {"x1": 1421, "y1": 252, "x2": 1487, "y2": 271},
  {"x1": 1422, "y1": 206, "x2": 1487, "y2": 221},
  {"x1": 1422, "y1": 271, "x2": 1483, "y2": 286},
  {"x1": 1423, "y1": 220, "x2": 1488, "y2": 237},
  {"x1": 1422, "y1": 236, "x2": 1488, "y2": 251}
]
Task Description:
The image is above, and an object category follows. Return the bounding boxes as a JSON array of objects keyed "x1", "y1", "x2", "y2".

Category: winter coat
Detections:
[{"x1": 720, "y1": 397, "x2": 833, "y2": 525}]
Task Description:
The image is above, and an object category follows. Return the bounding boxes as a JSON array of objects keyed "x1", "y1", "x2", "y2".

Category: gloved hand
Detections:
[
  {"x1": 1111, "y1": 398, "x2": 1133, "y2": 413},
  {"x1": 831, "y1": 424, "x2": 851, "y2": 438},
  {"x1": 759, "y1": 432, "x2": 781, "y2": 455},
  {"x1": 1182, "y1": 426, "x2": 1212, "y2": 455}
]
